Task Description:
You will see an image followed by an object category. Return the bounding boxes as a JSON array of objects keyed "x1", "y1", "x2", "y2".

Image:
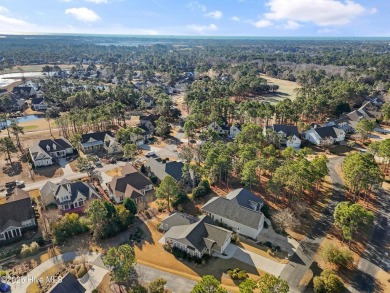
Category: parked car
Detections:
[
  {"x1": 145, "y1": 151, "x2": 156, "y2": 157},
  {"x1": 0, "y1": 281, "x2": 10, "y2": 293},
  {"x1": 16, "y1": 180, "x2": 25, "y2": 187}
]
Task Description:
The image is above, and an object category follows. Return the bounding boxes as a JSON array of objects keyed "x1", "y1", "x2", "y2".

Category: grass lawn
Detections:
[
  {"x1": 22, "y1": 125, "x2": 39, "y2": 131},
  {"x1": 260, "y1": 74, "x2": 299, "y2": 102},
  {"x1": 134, "y1": 220, "x2": 264, "y2": 291},
  {"x1": 26, "y1": 263, "x2": 67, "y2": 293}
]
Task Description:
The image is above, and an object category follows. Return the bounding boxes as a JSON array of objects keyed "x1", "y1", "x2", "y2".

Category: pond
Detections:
[{"x1": 0, "y1": 114, "x2": 44, "y2": 128}]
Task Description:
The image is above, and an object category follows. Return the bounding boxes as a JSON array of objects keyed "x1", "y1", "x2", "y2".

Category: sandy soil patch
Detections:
[{"x1": 105, "y1": 167, "x2": 122, "y2": 177}]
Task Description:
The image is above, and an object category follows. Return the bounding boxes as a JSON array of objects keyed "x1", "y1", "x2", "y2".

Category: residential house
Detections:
[
  {"x1": 0, "y1": 188, "x2": 36, "y2": 243},
  {"x1": 138, "y1": 96, "x2": 154, "y2": 108},
  {"x1": 304, "y1": 126, "x2": 346, "y2": 146},
  {"x1": 29, "y1": 138, "x2": 74, "y2": 167},
  {"x1": 145, "y1": 157, "x2": 191, "y2": 184},
  {"x1": 80, "y1": 131, "x2": 122, "y2": 154},
  {"x1": 265, "y1": 124, "x2": 302, "y2": 148},
  {"x1": 201, "y1": 188, "x2": 265, "y2": 239},
  {"x1": 229, "y1": 124, "x2": 242, "y2": 139},
  {"x1": 40, "y1": 179, "x2": 100, "y2": 213},
  {"x1": 12, "y1": 86, "x2": 36, "y2": 98},
  {"x1": 31, "y1": 97, "x2": 48, "y2": 111},
  {"x1": 208, "y1": 119, "x2": 230, "y2": 135},
  {"x1": 358, "y1": 101, "x2": 382, "y2": 120},
  {"x1": 139, "y1": 114, "x2": 160, "y2": 133},
  {"x1": 106, "y1": 163, "x2": 153, "y2": 206},
  {"x1": 9, "y1": 97, "x2": 28, "y2": 112},
  {"x1": 47, "y1": 272, "x2": 86, "y2": 293},
  {"x1": 162, "y1": 213, "x2": 232, "y2": 258},
  {"x1": 129, "y1": 125, "x2": 153, "y2": 146}
]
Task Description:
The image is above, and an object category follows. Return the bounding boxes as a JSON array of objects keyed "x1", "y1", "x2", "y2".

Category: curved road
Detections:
[{"x1": 279, "y1": 156, "x2": 345, "y2": 292}]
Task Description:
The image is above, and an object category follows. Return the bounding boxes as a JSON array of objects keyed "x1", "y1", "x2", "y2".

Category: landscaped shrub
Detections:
[
  {"x1": 261, "y1": 204, "x2": 271, "y2": 218},
  {"x1": 20, "y1": 242, "x2": 40, "y2": 258},
  {"x1": 231, "y1": 233, "x2": 240, "y2": 244},
  {"x1": 227, "y1": 268, "x2": 248, "y2": 280},
  {"x1": 265, "y1": 241, "x2": 273, "y2": 248},
  {"x1": 263, "y1": 221, "x2": 268, "y2": 229},
  {"x1": 237, "y1": 270, "x2": 247, "y2": 280},
  {"x1": 172, "y1": 192, "x2": 188, "y2": 208},
  {"x1": 77, "y1": 265, "x2": 88, "y2": 278},
  {"x1": 0, "y1": 271, "x2": 6, "y2": 277},
  {"x1": 192, "y1": 180, "x2": 211, "y2": 199},
  {"x1": 149, "y1": 174, "x2": 158, "y2": 184}
]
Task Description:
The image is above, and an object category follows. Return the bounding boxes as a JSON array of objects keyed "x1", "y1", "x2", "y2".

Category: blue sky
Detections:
[{"x1": 0, "y1": 0, "x2": 389, "y2": 36}]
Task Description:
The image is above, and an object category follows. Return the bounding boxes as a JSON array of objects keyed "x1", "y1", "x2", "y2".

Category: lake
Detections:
[
  {"x1": 0, "y1": 72, "x2": 45, "y2": 88},
  {"x1": 0, "y1": 114, "x2": 44, "y2": 128}
]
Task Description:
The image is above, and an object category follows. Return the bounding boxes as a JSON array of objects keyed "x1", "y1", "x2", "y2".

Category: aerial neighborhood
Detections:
[{"x1": 0, "y1": 34, "x2": 389, "y2": 293}]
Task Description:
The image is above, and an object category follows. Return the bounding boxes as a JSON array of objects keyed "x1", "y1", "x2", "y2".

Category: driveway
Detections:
[
  {"x1": 10, "y1": 252, "x2": 103, "y2": 293},
  {"x1": 214, "y1": 243, "x2": 286, "y2": 277},
  {"x1": 135, "y1": 264, "x2": 197, "y2": 293},
  {"x1": 139, "y1": 144, "x2": 179, "y2": 160},
  {"x1": 58, "y1": 158, "x2": 75, "y2": 177}
]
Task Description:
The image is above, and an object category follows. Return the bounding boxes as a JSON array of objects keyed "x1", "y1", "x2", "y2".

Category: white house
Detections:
[
  {"x1": 229, "y1": 124, "x2": 242, "y2": 138},
  {"x1": 304, "y1": 126, "x2": 346, "y2": 146},
  {"x1": 265, "y1": 124, "x2": 301, "y2": 148},
  {"x1": 208, "y1": 120, "x2": 230, "y2": 135},
  {"x1": 31, "y1": 98, "x2": 48, "y2": 110},
  {"x1": 201, "y1": 188, "x2": 265, "y2": 240},
  {"x1": 162, "y1": 213, "x2": 232, "y2": 258},
  {"x1": 80, "y1": 131, "x2": 122, "y2": 154},
  {"x1": 29, "y1": 138, "x2": 74, "y2": 167},
  {"x1": 40, "y1": 179, "x2": 100, "y2": 213}
]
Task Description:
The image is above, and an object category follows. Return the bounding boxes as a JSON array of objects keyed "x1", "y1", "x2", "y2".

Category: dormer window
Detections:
[
  {"x1": 249, "y1": 200, "x2": 259, "y2": 211},
  {"x1": 46, "y1": 145, "x2": 50, "y2": 151}
]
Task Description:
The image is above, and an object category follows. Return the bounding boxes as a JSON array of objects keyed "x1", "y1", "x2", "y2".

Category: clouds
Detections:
[
  {"x1": 187, "y1": 23, "x2": 217, "y2": 33},
  {"x1": 65, "y1": 7, "x2": 101, "y2": 22},
  {"x1": 0, "y1": 5, "x2": 35, "y2": 32},
  {"x1": 205, "y1": 10, "x2": 223, "y2": 19},
  {"x1": 231, "y1": 16, "x2": 240, "y2": 22},
  {"x1": 254, "y1": 0, "x2": 371, "y2": 29},
  {"x1": 254, "y1": 19, "x2": 273, "y2": 28},
  {"x1": 85, "y1": 0, "x2": 108, "y2": 3}
]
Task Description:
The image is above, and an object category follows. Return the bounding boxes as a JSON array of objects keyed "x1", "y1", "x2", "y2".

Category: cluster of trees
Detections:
[
  {"x1": 320, "y1": 243, "x2": 353, "y2": 268},
  {"x1": 334, "y1": 201, "x2": 374, "y2": 244},
  {"x1": 238, "y1": 274, "x2": 289, "y2": 293},
  {"x1": 86, "y1": 199, "x2": 135, "y2": 240},
  {"x1": 342, "y1": 153, "x2": 384, "y2": 201},
  {"x1": 51, "y1": 213, "x2": 89, "y2": 244},
  {"x1": 51, "y1": 198, "x2": 137, "y2": 243},
  {"x1": 368, "y1": 139, "x2": 390, "y2": 173}
]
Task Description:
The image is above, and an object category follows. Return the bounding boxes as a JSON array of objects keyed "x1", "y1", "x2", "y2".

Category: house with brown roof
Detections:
[
  {"x1": 106, "y1": 163, "x2": 153, "y2": 206},
  {"x1": 0, "y1": 188, "x2": 36, "y2": 244}
]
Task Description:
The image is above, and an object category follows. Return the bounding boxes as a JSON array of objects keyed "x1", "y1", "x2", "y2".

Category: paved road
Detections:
[
  {"x1": 279, "y1": 156, "x2": 345, "y2": 292},
  {"x1": 136, "y1": 264, "x2": 197, "y2": 293},
  {"x1": 349, "y1": 185, "x2": 390, "y2": 293}
]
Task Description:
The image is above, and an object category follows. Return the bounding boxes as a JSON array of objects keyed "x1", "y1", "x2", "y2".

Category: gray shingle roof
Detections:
[
  {"x1": 162, "y1": 212, "x2": 198, "y2": 228},
  {"x1": 270, "y1": 124, "x2": 300, "y2": 137},
  {"x1": 53, "y1": 181, "x2": 98, "y2": 205},
  {"x1": 145, "y1": 157, "x2": 184, "y2": 181},
  {"x1": 164, "y1": 215, "x2": 231, "y2": 253},
  {"x1": 314, "y1": 126, "x2": 338, "y2": 139},
  {"x1": 80, "y1": 131, "x2": 114, "y2": 144},
  {"x1": 201, "y1": 188, "x2": 264, "y2": 230},
  {"x1": 0, "y1": 188, "x2": 35, "y2": 232}
]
